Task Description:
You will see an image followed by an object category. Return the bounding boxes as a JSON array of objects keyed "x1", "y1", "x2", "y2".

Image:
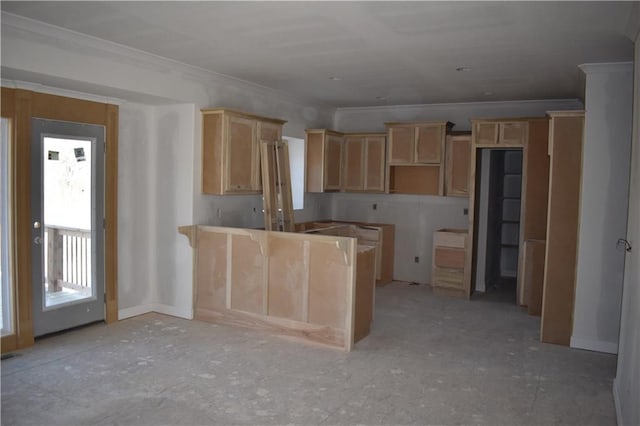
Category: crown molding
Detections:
[
  {"x1": 579, "y1": 62, "x2": 633, "y2": 75},
  {"x1": 1, "y1": 12, "x2": 332, "y2": 110},
  {"x1": 335, "y1": 98, "x2": 583, "y2": 113},
  {"x1": 1, "y1": 79, "x2": 125, "y2": 106}
]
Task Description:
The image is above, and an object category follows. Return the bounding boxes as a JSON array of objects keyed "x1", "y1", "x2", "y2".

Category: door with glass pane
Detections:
[
  {"x1": 31, "y1": 119, "x2": 105, "y2": 336},
  {"x1": 1, "y1": 117, "x2": 13, "y2": 337}
]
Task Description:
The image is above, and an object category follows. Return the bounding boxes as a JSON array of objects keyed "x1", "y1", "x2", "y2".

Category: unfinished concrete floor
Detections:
[{"x1": 1, "y1": 282, "x2": 617, "y2": 425}]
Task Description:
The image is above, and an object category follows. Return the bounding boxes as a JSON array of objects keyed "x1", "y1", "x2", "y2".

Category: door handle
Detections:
[
  {"x1": 34, "y1": 236, "x2": 43, "y2": 245},
  {"x1": 616, "y1": 238, "x2": 632, "y2": 252}
]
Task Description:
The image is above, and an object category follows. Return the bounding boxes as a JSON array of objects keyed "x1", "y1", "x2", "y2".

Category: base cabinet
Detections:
[{"x1": 432, "y1": 229, "x2": 468, "y2": 297}]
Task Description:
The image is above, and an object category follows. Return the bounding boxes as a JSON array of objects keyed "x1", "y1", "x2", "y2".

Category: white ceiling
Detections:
[{"x1": 1, "y1": 1, "x2": 636, "y2": 107}]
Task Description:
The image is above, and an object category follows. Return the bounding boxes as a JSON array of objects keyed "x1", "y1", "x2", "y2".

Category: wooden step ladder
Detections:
[{"x1": 260, "y1": 140, "x2": 295, "y2": 232}]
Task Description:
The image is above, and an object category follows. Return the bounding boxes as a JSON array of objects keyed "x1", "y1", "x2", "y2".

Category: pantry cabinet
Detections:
[{"x1": 202, "y1": 108, "x2": 285, "y2": 195}]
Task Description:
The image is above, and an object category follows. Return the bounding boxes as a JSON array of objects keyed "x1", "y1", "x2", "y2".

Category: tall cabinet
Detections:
[{"x1": 540, "y1": 111, "x2": 584, "y2": 346}]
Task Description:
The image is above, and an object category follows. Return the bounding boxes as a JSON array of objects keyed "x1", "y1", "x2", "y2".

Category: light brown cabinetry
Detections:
[
  {"x1": 343, "y1": 133, "x2": 386, "y2": 192},
  {"x1": 540, "y1": 111, "x2": 584, "y2": 346},
  {"x1": 295, "y1": 220, "x2": 395, "y2": 286},
  {"x1": 306, "y1": 129, "x2": 344, "y2": 192},
  {"x1": 472, "y1": 120, "x2": 529, "y2": 146},
  {"x1": 445, "y1": 133, "x2": 471, "y2": 197},
  {"x1": 307, "y1": 130, "x2": 386, "y2": 193},
  {"x1": 432, "y1": 229, "x2": 468, "y2": 297},
  {"x1": 386, "y1": 121, "x2": 453, "y2": 195},
  {"x1": 388, "y1": 122, "x2": 449, "y2": 165},
  {"x1": 202, "y1": 108, "x2": 285, "y2": 195},
  {"x1": 343, "y1": 135, "x2": 365, "y2": 191}
]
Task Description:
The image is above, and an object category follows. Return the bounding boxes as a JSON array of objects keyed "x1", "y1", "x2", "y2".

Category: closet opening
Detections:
[{"x1": 473, "y1": 148, "x2": 523, "y2": 304}]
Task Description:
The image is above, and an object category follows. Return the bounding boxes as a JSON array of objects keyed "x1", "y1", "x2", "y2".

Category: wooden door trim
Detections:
[{"x1": 1, "y1": 88, "x2": 119, "y2": 352}]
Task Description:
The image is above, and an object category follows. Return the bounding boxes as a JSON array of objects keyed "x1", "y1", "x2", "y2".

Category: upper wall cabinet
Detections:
[
  {"x1": 472, "y1": 119, "x2": 529, "y2": 146},
  {"x1": 445, "y1": 133, "x2": 471, "y2": 197},
  {"x1": 202, "y1": 108, "x2": 286, "y2": 195},
  {"x1": 343, "y1": 133, "x2": 387, "y2": 193},
  {"x1": 306, "y1": 129, "x2": 344, "y2": 193},
  {"x1": 387, "y1": 122, "x2": 452, "y2": 165},
  {"x1": 385, "y1": 121, "x2": 453, "y2": 195}
]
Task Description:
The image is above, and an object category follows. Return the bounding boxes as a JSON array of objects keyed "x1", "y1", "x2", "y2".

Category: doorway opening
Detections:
[
  {"x1": 474, "y1": 149, "x2": 523, "y2": 304},
  {"x1": 31, "y1": 119, "x2": 105, "y2": 337}
]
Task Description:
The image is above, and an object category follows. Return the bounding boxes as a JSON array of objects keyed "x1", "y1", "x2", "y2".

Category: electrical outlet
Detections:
[
  {"x1": 414, "y1": 256, "x2": 419, "y2": 263},
  {"x1": 373, "y1": 203, "x2": 377, "y2": 210},
  {"x1": 463, "y1": 208, "x2": 468, "y2": 216}
]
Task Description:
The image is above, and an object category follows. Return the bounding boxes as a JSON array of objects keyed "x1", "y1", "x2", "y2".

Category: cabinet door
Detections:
[
  {"x1": 445, "y1": 135, "x2": 471, "y2": 197},
  {"x1": 324, "y1": 135, "x2": 343, "y2": 190},
  {"x1": 364, "y1": 136, "x2": 386, "y2": 192},
  {"x1": 388, "y1": 127, "x2": 413, "y2": 164},
  {"x1": 256, "y1": 121, "x2": 283, "y2": 191},
  {"x1": 344, "y1": 136, "x2": 365, "y2": 191},
  {"x1": 202, "y1": 113, "x2": 224, "y2": 194},
  {"x1": 225, "y1": 115, "x2": 257, "y2": 192},
  {"x1": 415, "y1": 124, "x2": 443, "y2": 163},
  {"x1": 474, "y1": 122, "x2": 499, "y2": 144},
  {"x1": 499, "y1": 122, "x2": 528, "y2": 145}
]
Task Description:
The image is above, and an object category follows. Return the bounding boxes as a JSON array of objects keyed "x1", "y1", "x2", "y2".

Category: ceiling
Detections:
[{"x1": 1, "y1": 1, "x2": 637, "y2": 108}]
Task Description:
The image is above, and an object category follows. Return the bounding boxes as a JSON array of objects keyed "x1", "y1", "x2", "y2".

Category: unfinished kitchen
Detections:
[{"x1": 1, "y1": 2, "x2": 639, "y2": 425}]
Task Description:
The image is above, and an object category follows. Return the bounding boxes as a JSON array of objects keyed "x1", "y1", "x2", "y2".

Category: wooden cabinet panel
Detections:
[
  {"x1": 432, "y1": 229, "x2": 468, "y2": 297},
  {"x1": 388, "y1": 127, "x2": 414, "y2": 164},
  {"x1": 225, "y1": 115, "x2": 256, "y2": 192},
  {"x1": 305, "y1": 132, "x2": 324, "y2": 193},
  {"x1": 541, "y1": 111, "x2": 584, "y2": 346},
  {"x1": 259, "y1": 121, "x2": 282, "y2": 142},
  {"x1": 415, "y1": 124, "x2": 443, "y2": 163},
  {"x1": 306, "y1": 130, "x2": 344, "y2": 193},
  {"x1": 256, "y1": 121, "x2": 283, "y2": 191},
  {"x1": 201, "y1": 108, "x2": 285, "y2": 195},
  {"x1": 184, "y1": 225, "x2": 371, "y2": 351},
  {"x1": 364, "y1": 135, "x2": 386, "y2": 192},
  {"x1": 500, "y1": 122, "x2": 528, "y2": 145},
  {"x1": 344, "y1": 136, "x2": 365, "y2": 191},
  {"x1": 324, "y1": 135, "x2": 343, "y2": 190},
  {"x1": 202, "y1": 113, "x2": 224, "y2": 194},
  {"x1": 445, "y1": 134, "x2": 471, "y2": 197},
  {"x1": 388, "y1": 165, "x2": 441, "y2": 195},
  {"x1": 385, "y1": 122, "x2": 451, "y2": 194},
  {"x1": 296, "y1": 221, "x2": 395, "y2": 286},
  {"x1": 474, "y1": 122, "x2": 499, "y2": 144},
  {"x1": 473, "y1": 120, "x2": 529, "y2": 146},
  {"x1": 434, "y1": 247, "x2": 465, "y2": 269}
]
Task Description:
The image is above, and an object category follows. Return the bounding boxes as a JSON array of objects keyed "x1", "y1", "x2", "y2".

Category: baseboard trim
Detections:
[
  {"x1": 570, "y1": 337, "x2": 618, "y2": 354},
  {"x1": 118, "y1": 304, "x2": 153, "y2": 320},
  {"x1": 613, "y1": 378, "x2": 623, "y2": 426},
  {"x1": 151, "y1": 303, "x2": 193, "y2": 320}
]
